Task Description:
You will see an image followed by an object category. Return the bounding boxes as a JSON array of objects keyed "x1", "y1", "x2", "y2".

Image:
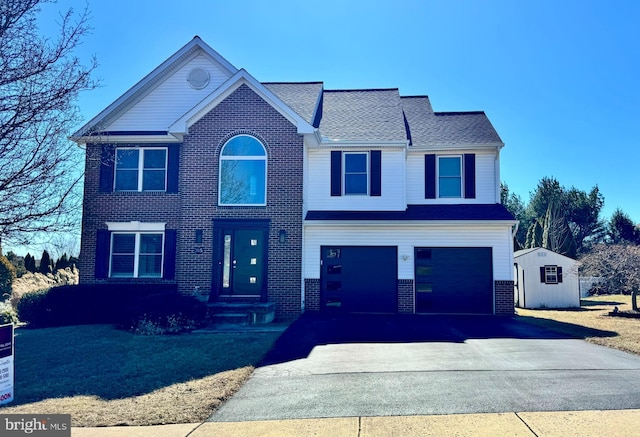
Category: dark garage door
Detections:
[
  {"x1": 415, "y1": 247, "x2": 493, "y2": 314},
  {"x1": 321, "y1": 246, "x2": 397, "y2": 313}
]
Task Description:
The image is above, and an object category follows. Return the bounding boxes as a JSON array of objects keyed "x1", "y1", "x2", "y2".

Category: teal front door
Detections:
[{"x1": 213, "y1": 220, "x2": 268, "y2": 300}]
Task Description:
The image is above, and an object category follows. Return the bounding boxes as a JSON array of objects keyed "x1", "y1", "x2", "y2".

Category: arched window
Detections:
[{"x1": 219, "y1": 135, "x2": 267, "y2": 205}]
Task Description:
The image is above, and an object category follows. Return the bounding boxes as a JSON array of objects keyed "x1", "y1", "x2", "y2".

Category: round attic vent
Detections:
[{"x1": 187, "y1": 68, "x2": 210, "y2": 89}]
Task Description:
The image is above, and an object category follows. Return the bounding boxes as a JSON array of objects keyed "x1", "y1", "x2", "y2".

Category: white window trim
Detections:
[
  {"x1": 106, "y1": 221, "x2": 166, "y2": 232},
  {"x1": 218, "y1": 135, "x2": 268, "y2": 206},
  {"x1": 544, "y1": 265, "x2": 558, "y2": 284},
  {"x1": 343, "y1": 151, "x2": 369, "y2": 196},
  {"x1": 437, "y1": 155, "x2": 462, "y2": 198},
  {"x1": 109, "y1": 231, "x2": 165, "y2": 278},
  {"x1": 114, "y1": 147, "x2": 168, "y2": 192}
]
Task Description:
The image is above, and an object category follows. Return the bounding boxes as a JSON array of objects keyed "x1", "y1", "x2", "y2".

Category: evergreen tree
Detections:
[
  {"x1": 39, "y1": 250, "x2": 52, "y2": 274},
  {"x1": 542, "y1": 203, "x2": 577, "y2": 258},
  {"x1": 55, "y1": 253, "x2": 69, "y2": 271},
  {"x1": 24, "y1": 253, "x2": 36, "y2": 273},
  {"x1": 525, "y1": 219, "x2": 544, "y2": 249},
  {"x1": 608, "y1": 208, "x2": 640, "y2": 244}
]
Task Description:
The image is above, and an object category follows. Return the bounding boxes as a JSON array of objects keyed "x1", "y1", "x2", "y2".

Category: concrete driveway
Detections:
[{"x1": 209, "y1": 313, "x2": 640, "y2": 422}]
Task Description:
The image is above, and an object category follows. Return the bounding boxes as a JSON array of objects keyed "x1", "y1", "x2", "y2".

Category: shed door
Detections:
[
  {"x1": 321, "y1": 246, "x2": 397, "y2": 313},
  {"x1": 415, "y1": 247, "x2": 493, "y2": 314}
]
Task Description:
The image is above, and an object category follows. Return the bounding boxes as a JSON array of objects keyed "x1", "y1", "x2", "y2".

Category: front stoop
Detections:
[{"x1": 207, "y1": 302, "x2": 276, "y2": 327}]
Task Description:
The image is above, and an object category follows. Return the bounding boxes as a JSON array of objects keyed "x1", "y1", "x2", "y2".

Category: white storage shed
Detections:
[{"x1": 514, "y1": 247, "x2": 580, "y2": 309}]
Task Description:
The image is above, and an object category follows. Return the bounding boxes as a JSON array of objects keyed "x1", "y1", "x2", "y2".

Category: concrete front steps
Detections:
[{"x1": 206, "y1": 301, "x2": 276, "y2": 327}]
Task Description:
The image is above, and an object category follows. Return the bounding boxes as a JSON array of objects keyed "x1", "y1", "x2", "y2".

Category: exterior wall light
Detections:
[{"x1": 279, "y1": 229, "x2": 287, "y2": 244}]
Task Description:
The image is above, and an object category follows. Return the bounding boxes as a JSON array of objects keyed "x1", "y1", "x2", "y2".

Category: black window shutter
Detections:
[
  {"x1": 557, "y1": 266, "x2": 563, "y2": 283},
  {"x1": 330, "y1": 151, "x2": 342, "y2": 196},
  {"x1": 464, "y1": 153, "x2": 476, "y2": 199},
  {"x1": 95, "y1": 230, "x2": 111, "y2": 279},
  {"x1": 370, "y1": 150, "x2": 382, "y2": 196},
  {"x1": 163, "y1": 229, "x2": 177, "y2": 280},
  {"x1": 539, "y1": 266, "x2": 546, "y2": 283},
  {"x1": 424, "y1": 154, "x2": 436, "y2": 199},
  {"x1": 99, "y1": 145, "x2": 115, "y2": 192},
  {"x1": 167, "y1": 144, "x2": 180, "y2": 193}
]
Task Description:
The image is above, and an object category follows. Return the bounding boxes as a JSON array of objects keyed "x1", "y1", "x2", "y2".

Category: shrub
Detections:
[
  {"x1": 0, "y1": 301, "x2": 18, "y2": 325},
  {"x1": 15, "y1": 283, "x2": 207, "y2": 331},
  {"x1": 5, "y1": 251, "x2": 26, "y2": 278},
  {"x1": 0, "y1": 255, "x2": 16, "y2": 302},
  {"x1": 131, "y1": 313, "x2": 199, "y2": 335}
]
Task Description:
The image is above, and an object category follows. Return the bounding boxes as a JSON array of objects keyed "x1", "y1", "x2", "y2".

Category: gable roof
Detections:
[
  {"x1": 72, "y1": 36, "x2": 237, "y2": 140},
  {"x1": 264, "y1": 82, "x2": 323, "y2": 126},
  {"x1": 514, "y1": 247, "x2": 577, "y2": 262},
  {"x1": 169, "y1": 69, "x2": 316, "y2": 138},
  {"x1": 400, "y1": 96, "x2": 503, "y2": 148},
  {"x1": 318, "y1": 89, "x2": 407, "y2": 142},
  {"x1": 72, "y1": 37, "x2": 504, "y2": 149}
]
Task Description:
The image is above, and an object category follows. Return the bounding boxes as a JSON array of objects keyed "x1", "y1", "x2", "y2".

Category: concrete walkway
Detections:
[{"x1": 72, "y1": 410, "x2": 640, "y2": 436}]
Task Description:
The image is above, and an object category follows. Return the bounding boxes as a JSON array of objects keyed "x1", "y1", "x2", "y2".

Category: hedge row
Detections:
[{"x1": 16, "y1": 284, "x2": 207, "y2": 330}]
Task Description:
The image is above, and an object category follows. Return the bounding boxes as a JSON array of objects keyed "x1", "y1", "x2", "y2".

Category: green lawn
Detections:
[{"x1": 1, "y1": 324, "x2": 281, "y2": 426}]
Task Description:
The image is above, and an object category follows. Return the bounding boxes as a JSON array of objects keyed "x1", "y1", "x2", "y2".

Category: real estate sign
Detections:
[{"x1": 0, "y1": 324, "x2": 14, "y2": 405}]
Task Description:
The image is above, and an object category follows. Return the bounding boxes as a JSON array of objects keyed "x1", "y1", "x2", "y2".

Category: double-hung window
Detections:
[
  {"x1": 110, "y1": 232, "x2": 164, "y2": 278},
  {"x1": 115, "y1": 148, "x2": 167, "y2": 191},
  {"x1": 344, "y1": 152, "x2": 368, "y2": 195},
  {"x1": 438, "y1": 156, "x2": 462, "y2": 198}
]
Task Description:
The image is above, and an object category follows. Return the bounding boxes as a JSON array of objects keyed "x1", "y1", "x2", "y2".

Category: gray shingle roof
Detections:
[
  {"x1": 318, "y1": 89, "x2": 407, "y2": 141},
  {"x1": 264, "y1": 82, "x2": 323, "y2": 125},
  {"x1": 401, "y1": 96, "x2": 502, "y2": 147},
  {"x1": 264, "y1": 83, "x2": 502, "y2": 146}
]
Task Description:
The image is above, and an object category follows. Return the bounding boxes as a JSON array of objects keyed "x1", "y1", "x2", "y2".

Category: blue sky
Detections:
[{"x1": 43, "y1": 0, "x2": 639, "y2": 225}]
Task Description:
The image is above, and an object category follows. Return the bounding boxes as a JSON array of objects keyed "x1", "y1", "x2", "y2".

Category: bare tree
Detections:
[
  {"x1": 0, "y1": 0, "x2": 97, "y2": 245},
  {"x1": 580, "y1": 244, "x2": 640, "y2": 311}
]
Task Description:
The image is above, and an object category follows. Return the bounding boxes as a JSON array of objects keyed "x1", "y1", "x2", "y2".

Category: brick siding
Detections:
[
  {"x1": 398, "y1": 279, "x2": 414, "y2": 314},
  {"x1": 304, "y1": 278, "x2": 320, "y2": 311},
  {"x1": 495, "y1": 280, "x2": 515, "y2": 315},
  {"x1": 80, "y1": 84, "x2": 304, "y2": 319}
]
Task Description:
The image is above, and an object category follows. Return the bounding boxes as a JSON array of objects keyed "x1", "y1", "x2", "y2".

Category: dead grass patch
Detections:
[
  {"x1": 517, "y1": 294, "x2": 640, "y2": 355},
  {"x1": 1, "y1": 367, "x2": 252, "y2": 426},
  {"x1": 0, "y1": 325, "x2": 280, "y2": 426}
]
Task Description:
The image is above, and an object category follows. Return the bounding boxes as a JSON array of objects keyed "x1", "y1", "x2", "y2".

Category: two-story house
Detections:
[{"x1": 72, "y1": 37, "x2": 517, "y2": 320}]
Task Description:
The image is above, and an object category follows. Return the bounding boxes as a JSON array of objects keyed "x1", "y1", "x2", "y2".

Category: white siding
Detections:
[
  {"x1": 406, "y1": 150, "x2": 498, "y2": 204},
  {"x1": 107, "y1": 54, "x2": 231, "y2": 131},
  {"x1": 304, "y1": 224, "x2": 513, "y2": 280},
  {"x1": 514, "y1": 248, "x2": 580, "y2": 308},
  {"x1": 306, "y1": 148, "x2": 406, "y2": 211}
]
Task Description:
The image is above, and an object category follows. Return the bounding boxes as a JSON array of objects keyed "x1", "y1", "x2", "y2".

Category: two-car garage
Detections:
[{"x1": 320, "y1": 245, "x2": 494, "y2": 314}]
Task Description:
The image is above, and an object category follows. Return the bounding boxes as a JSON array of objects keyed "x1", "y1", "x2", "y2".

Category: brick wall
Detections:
[
  {"x1": 80, "y1": 84, "x2": 304, "y2": 319},
  {"x1": 495, "y1": 280, "x2": 515, "y2": 315},
  {"x1": 78, "y1": 145, "x2": 181, "y2": 283},
  {"x1": 304, "y1": 278, "x2": 320, "y2": 311},
  {"x1": 176, "y1": 84, "x2": 303, "y2": 318},
  {"x1": 398, "y1": 279, "x2": 414, "y2": 314}
]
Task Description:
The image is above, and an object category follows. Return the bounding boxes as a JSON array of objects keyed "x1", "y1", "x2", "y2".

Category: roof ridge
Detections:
[
  {"x1": 324, "y1": 88, "x2": 399, "y2": 93},
  {"x1": 263, "y1": 81, "x2": 323, "y2": 85},
  {"x1": 434, "y1": 111, "x2": 486, "y2": 116},
  {"x1": 401, "y1": 95, "x2": 430, "y2": 99}
]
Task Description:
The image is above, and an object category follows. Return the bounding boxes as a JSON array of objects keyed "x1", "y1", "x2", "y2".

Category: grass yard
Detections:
[
  {"x1": 0, "y1": 324, "x2": 280, "y2": 426},
  {"x1": 517, "y1": 294, "x2": 640, "y2": 355}
]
